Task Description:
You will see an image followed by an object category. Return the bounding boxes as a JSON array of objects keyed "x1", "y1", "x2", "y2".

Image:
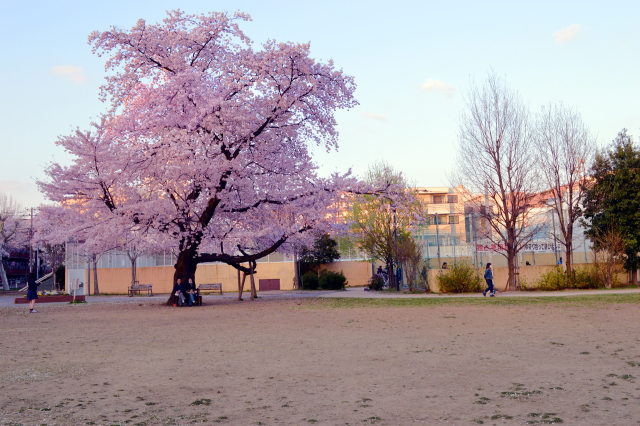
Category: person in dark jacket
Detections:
[
  {"x1": 185, "y1": 277, "x2": 196, "y2": 306},
  {"x1": 27, "y1": 273, "x2": 40, "y2": 313},
  {"x1": 172, "y1": 278, "x2": 186, "y2": 306},
  {"x1": 482, "y1": 263, "x2": 495, "y2": 297}
]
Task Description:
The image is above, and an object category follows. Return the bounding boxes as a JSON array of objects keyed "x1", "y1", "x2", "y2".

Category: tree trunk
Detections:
[
  {"x1": 86, "y1": 259, "x2": 91, "y2": 296},
  {"x1": 0, "y1": 262, "x2": 9, "y2": 290},
  {"x1": 167, "y1": 249, "x2": 199, "y2": 305},
  {"x1": 238, "y1": 271, "x2": 247, "y2": 301},
  {"x1": 293, "y1": 251, "x2": 300, "y2": 289},
  {"x1": 565, "y1": 227, "x2": 573, "y2": 276},
  {"x1": 632, "y1": 267, "x2": 638, "y2": 286},
  {"x1": 130, "y1": 257, "x2": 137, "y2": 285},
  {"x1": 249, "y1": 266, "x2": 257, "y2": 300},
  {"x1": 92, "y1": 256, "x2": 99, "y2": 295},
  {"x1": 386, "y1": 257, "x2": 394, "y2": 290},
  {"x1": 506, "y1": 251, "x2": 517, "y2": 291}
]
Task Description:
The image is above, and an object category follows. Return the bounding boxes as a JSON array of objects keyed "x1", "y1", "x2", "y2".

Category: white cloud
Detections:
[
  {"x1": 420, "y1": 79, "x2": 456, "y2": 96},
  {"x1": 50, "y1": 65, "x2": 87, "y2": 84},
  {"x1": 552, "y1": 24, "x2": 581, "y2": 43},
  {"x1": 362, "y1": 112, "x2": 388, "y2": 122}
]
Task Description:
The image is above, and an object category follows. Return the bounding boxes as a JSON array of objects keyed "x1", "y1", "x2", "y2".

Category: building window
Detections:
[
  {"x1": 449, "y1": 215, "x2": 459, "y2": 224},
  {"x1": 447, "y1": 195, "x2": 458, "y2": 204},
  {"x1": 432, "y1": 195, "x2": 445, "y2": 204},
  {"x1": 434, "y1": 215, "x2": 447, "y2": 225}
]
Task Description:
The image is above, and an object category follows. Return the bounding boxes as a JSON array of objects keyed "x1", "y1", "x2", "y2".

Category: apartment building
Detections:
[{"x1": 413, "y1": 186, "x2": 467, "y2": 264}]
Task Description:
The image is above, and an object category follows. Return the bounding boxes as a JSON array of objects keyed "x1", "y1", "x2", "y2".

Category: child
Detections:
[{"x1": 482, "y1": 263, "x2": 495, "y2": 297}]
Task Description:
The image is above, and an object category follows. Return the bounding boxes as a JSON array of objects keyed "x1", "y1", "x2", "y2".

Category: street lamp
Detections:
[{"x1": 391, "y1": 203, "x2": 399, "y2": 291}]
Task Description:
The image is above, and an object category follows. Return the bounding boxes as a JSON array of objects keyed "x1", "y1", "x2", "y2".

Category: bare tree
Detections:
[
  {"x1": 457, "y1": 75, "x2": 540, "y2": 290},
  {"x1": 535, "y1": 104, "x2": 594, "y2": 275},
  {"x1": 0, "y1": 194, "x2": 24, "y2": 290}
]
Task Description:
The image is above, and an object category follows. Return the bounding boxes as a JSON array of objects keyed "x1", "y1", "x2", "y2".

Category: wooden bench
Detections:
[
  {"x1": 195, "y1": 283, "x2": 222, "y2": 305},
  {"x1": 128, "y1": 283, "x2": 153, "y2": 297}
]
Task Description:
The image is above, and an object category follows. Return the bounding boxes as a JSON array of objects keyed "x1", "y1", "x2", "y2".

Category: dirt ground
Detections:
[{"x1": 1, "y1": 297, "x2": 640, "y2": 425}]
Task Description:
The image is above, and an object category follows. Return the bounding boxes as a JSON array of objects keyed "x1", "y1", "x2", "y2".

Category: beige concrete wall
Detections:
[
  {"x1": 80, "y1": 262, "x2": 296, "y2": 295},
  {"x1": 427, "y1": 265, "x2": 558, "y2": 293},
  {"x1": 321, "y1": 260, "x2": 373, "y2": 287},
  {"x1": 74, "y1": 259, "x2": 633, "y2": 295}
]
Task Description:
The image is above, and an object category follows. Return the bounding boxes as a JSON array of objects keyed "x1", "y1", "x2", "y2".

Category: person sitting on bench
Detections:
[
  {"x1": 185, "y1": 277, "x2": 197, "y2": 306},
  {"x1": 172, "y1": 278, "x2": 186, "y2": 306}
]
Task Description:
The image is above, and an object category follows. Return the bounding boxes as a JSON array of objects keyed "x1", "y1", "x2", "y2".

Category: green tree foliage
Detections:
[
  {"x1": 582, "y1": 129, "x2": 640, "y2": 284},
  {"x1": 348, "y1": 163, "x2": 425, "y2": 289},
  {"x1": 299, "y1": 233, "x2": 340, "y2": 275}
]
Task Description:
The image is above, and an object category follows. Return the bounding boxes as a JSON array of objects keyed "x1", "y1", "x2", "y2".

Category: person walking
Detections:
[
  {"x1": 27, "y1": 273, "x2": 40, "y2": 313},
  {"x1": 482, "y1": 263, "x2": 495, "y2": 297}
]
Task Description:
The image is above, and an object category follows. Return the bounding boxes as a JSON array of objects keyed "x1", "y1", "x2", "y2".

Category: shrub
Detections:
[
  {"x1": 367, "y1": 275, "x2": 385, "y2": 291},
  {"x1": 318, "y1": 270, "x2": 347, "y2": 290},
  {"x1": 570, "y1": 266, "x2": 602, "y2": 289},
  {"x1": 301, "y1": 271, "x2": 320, "y2": 290},
  {"x1": 437, "y1": 262, "x2": 482, "y2": 293},
  {"x1": 526, "y1": 266, "x2": 609, "y2": 291},
  {"x1": 535, "y1": 267, "x2": 566, "y2": 291}
]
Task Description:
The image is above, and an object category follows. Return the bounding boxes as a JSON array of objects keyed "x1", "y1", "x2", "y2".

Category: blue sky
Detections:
[{"x1": 1, "y1": 0, "x2": 639, "y2": 208}]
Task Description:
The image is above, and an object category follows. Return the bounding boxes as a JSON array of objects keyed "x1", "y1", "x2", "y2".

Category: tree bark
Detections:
[
  {"x1": 506, "y1": 249, "x2": 517, "y2": 291},
  {"x1": 0, "y1": 262, "x2": 9, "y2": 290},
  {"x1": 386, "y1": 256, "x2": 394, "y2": 289},
  {"x1": 249, "y1": 264, "x2": 257, "y2": 300},
  {"x1": 565, "y1": 238, "x2": 573, "y2": 279},
  {"x1": 86, "y1": 259, "x2": 91, "y2": 296},
  {"x1": 238, "y1": 271, "x2": 247, "y2": 301},
  {"x1": 293, "y1": 251, "x2": 300, "y2": 289},
  {"x1": 92, "y1": 255, "x2": 99, "y2": 295},
  {"x1": 130, "y1": 257, "x2": 137, "y2": 285}
]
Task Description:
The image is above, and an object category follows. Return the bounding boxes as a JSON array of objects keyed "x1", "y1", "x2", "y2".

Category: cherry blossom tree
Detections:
[
  {"x1": 38, "y1": 10, "x2": 383, "y2": 301},
  {"x1": 0, "y1": 194, "x2": 26, "y2": 290}
]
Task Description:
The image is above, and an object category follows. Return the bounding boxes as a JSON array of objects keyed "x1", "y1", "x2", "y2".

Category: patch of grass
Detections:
[
  {"x1": 190, "y1": 398, "x2": 212, "y2": 406},
  {"x1": 580, "y1": 351, "x2": 590, "y2": 355},
  {"x1": 362, "y1": 416, "x2": 382, "y2": 423},
  {"x1": 501, "y1": 384, "x2": 542, "y2": 399},
  {"x1": 301, "y1": 293, "x2": 640, "y2": 309},
  {"x1": 491, "y1": 414, "x2": 513, "y2": 420},
  {"x1": 475, "y1": 397, "x2": 490, "y2": 405},
  {"x1": 527, "y1": 412, "x2": 564, "y2": 424}
]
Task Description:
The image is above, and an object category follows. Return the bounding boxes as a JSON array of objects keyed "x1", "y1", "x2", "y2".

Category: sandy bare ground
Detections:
[{"x1": 1, "y1": 296, "x2": 640, "y2": 425}]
